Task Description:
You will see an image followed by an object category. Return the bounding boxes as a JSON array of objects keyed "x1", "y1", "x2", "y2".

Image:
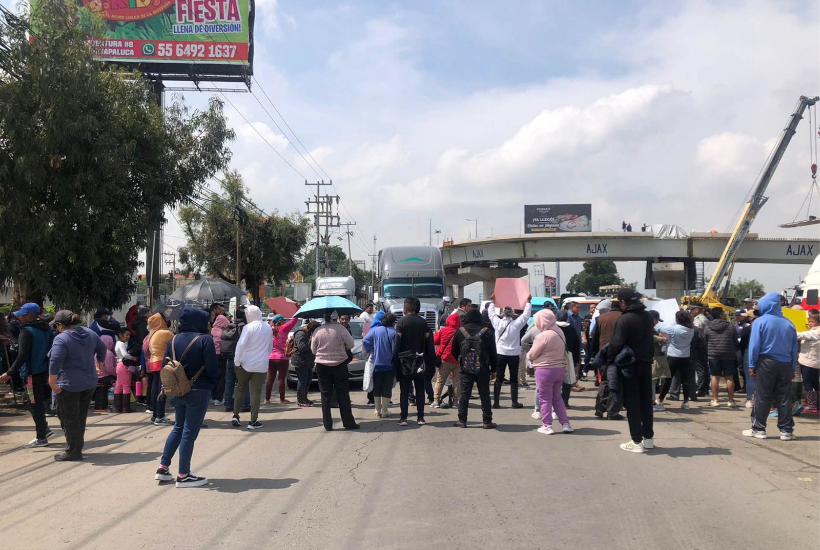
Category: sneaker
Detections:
[
  {"x1": 482, "y1": 422, "x2": 498, "y2": 429},
  {"x1": 153, "y1": 417, "x2": 173, "y2": 426},
  {"x1": 441, "y1": 402, "x2": 451, "y2": 409},
  {"x1": 231, "y1": 415, "x2": 240, "y2": 427},
  {"x1": 561, "y1": 423, "x2": 574, "y2": 434},
  {"x1": 175, "y1": 473, "x2": 208, "y2": 488},
  {"x1": 780, "y1": 431, "x2": 797, "y2": 441},
  {"x1": 643, "y1": 438, "x2": 655, "y2": 449},
  {"x1": 155, "y1": 467, "x2": 174, "y2": 482},
  {"x1": 398, "y1": 420, "x2": 408, "y2": 427},
  {"x1": 297, "y1": 402, "x2": 313, "y2": 408},
  {"x1": 213, "y1": 400, "x2": 223, "y2": 406},
  {"x1": 536, "y1": 426, "x2": 555, "y2": 435},
  {"x1": 653, "y1": 404, "x2": 665, "y2": 412},
  {"x1": 608, "y1": 413, "x2": 625, "y2": 420},
  {"x1": 745, "y1": 399, "x2": 753, "y2": 409},
  {"x1": 620, "y1": 441, "x2": 646, "y2": 453},
  {"x1": 531, "y1": 410, "x2": 541, "y2": 419},
  {"x1": 44, "y1": 429, "x2": 54, "y2": 439},
  {"x1": 417, "y1": 419, "x2": 426, "y2": 426},
  {"x1": 344, "y1": 424, "x2": 361, "y2": 430},
  {"x1": 709, "y1": 400, "x2": 720, "y2": 407},
  {"x1": 431, "y1": 402, "x2": 440, "y2": 409},
  {"x1": 23, "y1": 438, "x2": 49, "y2": 448},
  {"x1": 769, "y1": 410, "x2": 778, "y2": 418},
  {"x1": 742, "y1": 429, "x2": 767, "y2": 439},
  {"x1": 727, "y1": 401, "x2": 738, "y2": 409},
  {"x1": 367, "y1": 401, "x2": 375, "y2": 408},
  {"x1": 792, "y1": 404, "x2": 804, "y2": 416},
  {"x1": 247, "y1": 421, "x2": 263, "y2": 430},
  {"x1": 453, "y1": 420, "x2": 467, "y2": 428},
  {"x1": 681, "y1": 401, "x2": 690, "y2": 410}
]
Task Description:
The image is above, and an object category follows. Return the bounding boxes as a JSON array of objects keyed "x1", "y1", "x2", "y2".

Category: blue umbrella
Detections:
[{"x1": 294, "y1": 296, "x2": 362, "y2": 319}]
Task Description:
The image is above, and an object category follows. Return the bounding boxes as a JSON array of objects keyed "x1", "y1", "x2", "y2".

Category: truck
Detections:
[
  {"x1": 378, "y1": 246, "x2": 450, "y2": 332},
  {"x1": 313, "y1": 276, "x2": 357, "y2": 301}
]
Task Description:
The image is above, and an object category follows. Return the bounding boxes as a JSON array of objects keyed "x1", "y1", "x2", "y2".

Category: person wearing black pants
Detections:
[
  {"x1": 659, "y1": 357, "x2": 693, "y2": 404},
  {"x1": 488, "y1": 298, "x2": 532, "y2": 409},
  {"x1": 148, "y1": 371, "x2": 168, "y2": 425},
  {"x1": 315, "y1": 362, "x2": 357, "y2": 430},
  {"x1": 621, "y1": 363, "x2": 655, "y2": 447},
  {"x1": 57, "y1": 387, "x2": 96, "y2": 458},
  {"x1": 399, "y1": 375, "x2": 426, "y2": 422},
  {"x1": 451, "y1": 308, "x2": 498, "y2": 428}
]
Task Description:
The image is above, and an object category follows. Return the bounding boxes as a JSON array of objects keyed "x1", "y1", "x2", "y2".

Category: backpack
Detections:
[
  {"x1": 219, "y1": 323, "x2": 241, "y2": 357},
  {"x1": 284, "y1": 334, "x2": 296, "y2": 357},
  {"x1": 160, "y1": 335, "x2": 204, "y2": 398},
  {"x1": 458, "y1": 327, "x2": 488, "y2": 375}
]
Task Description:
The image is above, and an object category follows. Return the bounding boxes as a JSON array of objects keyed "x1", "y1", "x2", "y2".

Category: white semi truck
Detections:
[{"x1": 378, "y1": 246, "x2": 450, "y2": 331}]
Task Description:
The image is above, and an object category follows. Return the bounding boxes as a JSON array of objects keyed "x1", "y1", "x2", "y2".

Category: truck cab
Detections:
[
  {"x1": 378, "y1": 246, "x2": 450, "y2": 332},
  {"x1": 313, "y1": 276, "x2": 356, "y2": 301}
]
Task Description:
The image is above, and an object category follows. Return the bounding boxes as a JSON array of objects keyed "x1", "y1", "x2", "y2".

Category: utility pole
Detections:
[
  {"x1": 233, "y1": 204, "x2": 247, "y2": 288},
  {"x1": 340, "y1": 221, "x2": 357, "y2": 275},
  {"x1": 163, "y1": 251, "x2": 177, "y2": 294},
  {"x1": 369, "y1": 234, "x2": 378, "y2": 299},
  {"x1": 305, "y1": 180, "x2": 337, "y2": 281}
]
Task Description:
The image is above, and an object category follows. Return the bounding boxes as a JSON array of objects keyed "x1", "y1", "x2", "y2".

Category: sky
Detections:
[{"x1": 5, "y1": 0, "x2": 820, "y2": 301}]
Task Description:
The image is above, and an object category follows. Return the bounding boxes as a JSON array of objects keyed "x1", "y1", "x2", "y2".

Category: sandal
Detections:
[{"x1": 279, "y1": 399, "x2": 292, "y2": 404}]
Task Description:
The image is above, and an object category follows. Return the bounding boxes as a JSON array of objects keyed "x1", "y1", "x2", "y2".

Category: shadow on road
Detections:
[
  {"x1": 83, "y1": 438, "x2": 127, "y2": 449},
  {"x1": 649, "y1": 446, "x2": 731, "y2": 458},
  {"x1": 207, "y1": 477, "x2": 299, "y2": 493},
  {"x1": 84, "y1": 451, "x2": 162, "y2": 465}
]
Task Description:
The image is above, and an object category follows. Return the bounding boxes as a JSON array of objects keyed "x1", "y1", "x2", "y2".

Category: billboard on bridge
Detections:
[{"x1": 525, "y1": 204, "x2": 592, "y2": 233}]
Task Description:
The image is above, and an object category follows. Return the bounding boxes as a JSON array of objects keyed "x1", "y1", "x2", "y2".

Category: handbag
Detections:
[
  {"x1": 564, "y1": 350, "x2": 577, "y2": 385},
  {"x1": 398, "y1": 350, "x2": 425, "y2": 377},
  {"x1": 362, "y1": 357, "x2": 375, "y2": 393}
]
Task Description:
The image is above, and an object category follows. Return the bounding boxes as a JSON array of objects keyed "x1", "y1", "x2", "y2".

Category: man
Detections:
[
  {"x1": 743, "y1": 292, "x2": 799, "y2": 440},
  {"x1": 453, "y1": 298, "x2": 473, "y2": 324},
  {"x1": 395, "y1": 298, "x2": 431, "y2": 426},
  {"x1": 358, "y1": 304, "x2": 376, "y2": 324},
  {"x1": 689, "y1": 303, "x2": 710, "y2": 397},
  {"x1": 0, "y1": 303, "x2": 54, "y2": 448},
  {"x1": 487, "y1": 295, "x2": 532, "y2": 409},
  {"x1": 739, "y1": 309, "x2": 758, "y2": 408},
  {"x1": 221, "y1": 307, "x2": 251, "y2": 413},
  {"x1": 231, "y1": 305, "x2": 273, "y2": 430},
  {"x1": 607, "y1": 289, "x2": 655, "y2": 453},
  {"x1": 563, "y1": 301, "x2": 584, "y2": 391},
  {"x1": 581, "y1": 302, "x2": 597, "y2": 379},
  {"x1": 451, "y1": 308, "x2": 497, "y2": 429},
  {"x1": 591, "y1": 299, "x2": 624, "y2": 419},
  {"x1": 704, "y1": 307, "x2": 739, "y2": 407},
  {"x1": 89, "y1": 307, "x2": 120, "y2": 339}
]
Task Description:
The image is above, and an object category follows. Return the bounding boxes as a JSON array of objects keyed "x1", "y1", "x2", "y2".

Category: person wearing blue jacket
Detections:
[
  {"x1": 156, "y1": 307, "x2": 219, "y2": 487},
  {"x1": 363, "y1": 312, "x2": 396, "y2": 418},
  {"x1": 743, "y1": 293, "x2": 799, "y2": 441}
]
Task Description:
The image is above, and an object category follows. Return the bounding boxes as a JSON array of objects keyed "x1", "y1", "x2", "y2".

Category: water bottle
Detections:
[
  {"x1": 135, "y1": 381, "x2": 142, "y2": 398},
  {"x1": 108, "y1": 387, "x2": 115, "y2": 412}
]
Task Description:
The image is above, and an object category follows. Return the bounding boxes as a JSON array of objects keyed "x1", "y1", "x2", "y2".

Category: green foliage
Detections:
[
  {"x1": 0, "y1": 2, "x2": 234, "y2": 310},
  {"x1": 727, "y1": 278, "x2": 765, "y2": 301},
  {"x1": 566, "y1": 261, "x2": 625, "y2": 295},
  {"x1": 178, "y1": 171, "x2": 310, "y2": 305}
]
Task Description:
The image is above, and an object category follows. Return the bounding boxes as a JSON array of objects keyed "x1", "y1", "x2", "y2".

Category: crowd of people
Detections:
[{"x1": 1, "y1": 288, "x2": 817, "y2": 485}]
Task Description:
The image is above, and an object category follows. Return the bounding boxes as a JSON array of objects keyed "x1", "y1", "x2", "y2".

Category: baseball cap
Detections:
[
  {"x1": 12, "y1": 302, "x2": 40, "y2": 317},
  {"x1": 271, "y1": 314, "x2": 285, "y2": 323},
  {"x1": 95, "y1": 307, "x2": 112, "y2": 318},
  {"x1": 52, "y1": 310, "x2": 75, "y2": 325},
  {"x1": 649, "y1": 310, "x2": 662, "y2": 322},
  {"x1": 617, "y1": 289, "x2": 639, "y2": 305}
]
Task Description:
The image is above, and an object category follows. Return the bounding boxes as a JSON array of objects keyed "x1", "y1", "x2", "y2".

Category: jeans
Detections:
[
  {"x1": 161, "y1": 388, "x2": 210, "y2": 475},
  {"x1": 266, "y1": 359, "x2": 290, "y2": 402},
  {"x1": 29, "y1": 371, "x2": 51, "y2": 440},
  {"x1": 750, "y1": 356, "x2": 795, "y2": 433},
  {"x1": 801, "y1": 365, "x2": 819, "y2": 393},
  {"x1": 149, "y1": 371, "x2": 166, "y2": 419},
  {"x1": 622, "y1": 363, "x2": 654, "y2": 444},
  {"x1": 57, "y1": 387, "x2": 95, "y2": 458},
  {"x1": 223, "y1": 357, "x2": 250, "y2": 409},
  {"x1": 233, "y1": 367, "x2": 265, "y2": 422},
  {"x1": 537, "y1": 367, "x2": 569, "y2": 427},
  {"x1": 372, "y1": 370, "x2": 395, "y2": 399},
  {"x1": 296, "y1": 367, "x2": 312, "y2": 403},
  {"x1": 400, "y1": 375, "x2": 426, "y2": 421},
  {"x1": 457, "y1": 369, "x2": 492, "y2": 424},
  {"x1": 315, "y1": 362, "x2": 357, "y2": 430},
  {"x1": 660, "y1": 357, "x2": 693, "y2": 402}
]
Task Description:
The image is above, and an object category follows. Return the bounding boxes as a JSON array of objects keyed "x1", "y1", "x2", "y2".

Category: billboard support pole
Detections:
[{"x1": 145, "y1": 78, "x2": 165, "y2": 308}]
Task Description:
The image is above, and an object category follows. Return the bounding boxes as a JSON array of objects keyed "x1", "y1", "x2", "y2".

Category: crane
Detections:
[{"x1": 682, "y1": 95, "x2": 820, "y2": 312}]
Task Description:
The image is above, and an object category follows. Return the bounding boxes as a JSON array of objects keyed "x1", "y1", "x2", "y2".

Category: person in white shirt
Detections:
[
  {"x1": 230, "y1": 305, "x2": 273, "y2": 430},
  {"x1": 488, "y1": 294, "x2": 532, "y2": 409},
  {"x1": 359, "y1": 304, "x2": 376, "y2": 324}
]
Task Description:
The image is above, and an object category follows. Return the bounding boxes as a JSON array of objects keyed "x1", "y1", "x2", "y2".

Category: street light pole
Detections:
[{"x1": 466, "y1": 218, "x2": 477, "y2": 240}]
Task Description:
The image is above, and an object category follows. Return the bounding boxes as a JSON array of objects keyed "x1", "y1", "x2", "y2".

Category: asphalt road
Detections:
[{"x1": 1, "y1": 381, "x2": 818, "y2": 550}]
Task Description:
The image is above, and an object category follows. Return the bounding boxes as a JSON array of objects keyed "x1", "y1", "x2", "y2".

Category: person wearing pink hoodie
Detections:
[
  {"x1": 266, "y1": 314, "x2": 299, "y2": 404},
  {"x1": 94, "y1": 335, "x2": 118, "y2": 412},
  {"x1": 527, "y1": 309, "x2": 574, "y2": 435},
  {"x1": 210, "y1": 313, "x2": 230, "y2": 405}
]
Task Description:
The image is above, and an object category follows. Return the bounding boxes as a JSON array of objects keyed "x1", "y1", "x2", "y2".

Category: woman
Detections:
[
  {"x1": 49, "y1": 310, "x2": 107, "y2": 461},
  {"x1": 362, "y1": 312, "x2": 397, "y2": 418},
  {"x1": 266, "y1": 314, "x2": 299, "y2": 404},
  {"x1": 291, "y1": 321, "x2": 320, "y2": 407},
  {"x1": 146, "y1": 313, "x2": 174, "y2": 426},
  {"x1": 655, "y1": 310, "x2": 696, "y2": 409},
  {"x1": 311, "y1": 311, "x2": 358, "y2": 431},
  {"x1": 797, "y1": 310, "x2": 820, "y2": 413},
  {"x1": 432, "y1": 313, "x2": 461, "y2": 409},
  {"x1": 210, "y1": 312, "x2": 230, "y2": 405},
  {"x1": 95, "y1": 335, "x2": 117, "y2": 412},
  {"x1": 527, "y1": 309, "x2": 573, "y2": 435}
]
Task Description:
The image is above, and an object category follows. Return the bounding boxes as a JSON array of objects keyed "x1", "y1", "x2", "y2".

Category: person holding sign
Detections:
[{"x1": 487, "y1": 286, "x2": 532, "y2": 409}]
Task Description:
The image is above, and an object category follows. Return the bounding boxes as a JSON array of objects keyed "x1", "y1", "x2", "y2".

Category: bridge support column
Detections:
[{"x1": 652, "y1": 262, "x2": 686, "y2": 300}]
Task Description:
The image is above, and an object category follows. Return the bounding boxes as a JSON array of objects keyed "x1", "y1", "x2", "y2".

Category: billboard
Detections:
[
  {"x1": 524, "y1": 204, "x2": 592, "y2": 233},
  {"x1": 37, "y1": 1, "x2": 255, "y2": 82}
]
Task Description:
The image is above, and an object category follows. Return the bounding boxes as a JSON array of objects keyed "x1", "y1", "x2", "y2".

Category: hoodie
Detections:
[
  {"x1": 8, "y1": 320, "x2": 53, "y2": 378},
  {"x1": 487, "y1": 302, "x2": 532, "y2": 356},
  {"x1": 451, "y1": 309, "x2": 497, "y2": 373},
  {"x1": 233, "y1": 305, "x2": 273, "y2": 373},
  {"x1": 270, "y1": 317, "x2": 299, "y2": 360},
  {"x1": 748, "y1": 292, "x2": 798, "y2": 370},
  {"x1": 703, "y1": 318, "x2": 738, "y2": 360},
  {"x1": 49, "y1": 326, "x2": 107, "y2": 392},
  {"x1": 363, "y1": 323, "x2": 397, "y2": 371},
  {"x1": 527, "y1": 309, "x2": 567, "y2": 369},
  {"x1": 433, "y1": 313, "x2": 461, "y2": 365},
  {"x1": 164, "y1": 307, "x2": 219, "y2": 390},
  {"x1": 100, "y1": 335, "x2": 118, "y2": 378},
  {"x1": 210, "y1": 314, "x2": 230, "y2": 356},
  {"x1": 147, "y1": 313, "x2": 174, "y2": 372},
  {"x1": 607, "y1": 302, "x2": 654, "y2": 365}
]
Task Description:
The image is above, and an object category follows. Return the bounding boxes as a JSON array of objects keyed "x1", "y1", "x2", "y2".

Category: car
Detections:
[{"x1": 286, "y1": 318, "x2": 367, "y2": 388}]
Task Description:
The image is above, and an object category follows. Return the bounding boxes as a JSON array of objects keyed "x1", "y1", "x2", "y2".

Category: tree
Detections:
[
  {"x1": 566, "y1": 261, "x2": 625, "y2": 295},
  {"x1": 727, "y1": 278, "x2": 764, "y2": 301},
  {"x1": 298, "y1": 245, "x2": 376, "y2": 298},
  {"x1": 0, "y1": 3, "x2": 234, "y2": 310},
  {"x1": 177, "y1": 171, "x2": 310, "y2": 305}
]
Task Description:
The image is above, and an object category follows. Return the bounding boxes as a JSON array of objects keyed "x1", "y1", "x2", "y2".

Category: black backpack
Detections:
[
  {"x1": 458, "y1": 327, "x2": 488, "y2": 374},
  {"x1": 220, "y1": 323, "x2": 242, "y2": 357}
]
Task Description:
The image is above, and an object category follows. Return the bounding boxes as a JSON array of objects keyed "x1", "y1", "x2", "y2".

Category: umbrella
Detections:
[
  {"x1": 169, "y1": 278, "x2": 246, "y2": 303},
  {"x1": 294, "y1": 296, "x2": 362, "y2": 319},
  {"x1": 265, "y1": 296, "x2": 299, "y2": 318}
]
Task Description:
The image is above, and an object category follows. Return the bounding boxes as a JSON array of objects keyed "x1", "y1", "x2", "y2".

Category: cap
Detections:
[
  {"x1": 12, "y1": 302, "x2": 41, "y2": 317},
  {"x1": 649, "y1": 310, "x2": 662, "y2": 322},
  {"x1": 95, "y1": 307, "x2": 112, "y2": 318},
  {"x1": 52, "y1": 310, "x2": 75, "y2": 325},
  {"x1": 617, "y1": 288, "x2": 639, "y2": 305},
  {"x1": 271, "y1": 314, "x2": 285, "y2": 323}
]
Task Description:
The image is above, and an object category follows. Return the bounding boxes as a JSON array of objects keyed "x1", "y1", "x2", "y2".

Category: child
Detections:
[
  {"x1": 797, "y1": 310, "x2": 820, "y2": 414},
  {"x1": 95, "y1": 335, "x2": 118, "y2": 412},
  {"x1": 114, "y1": 327, "x2": 137, "y2": 413}
]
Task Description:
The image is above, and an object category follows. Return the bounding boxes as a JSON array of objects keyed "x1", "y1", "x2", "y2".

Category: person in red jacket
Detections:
[{"x1": 432, "y1": 313, "x2": 462, "y2": 408}]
